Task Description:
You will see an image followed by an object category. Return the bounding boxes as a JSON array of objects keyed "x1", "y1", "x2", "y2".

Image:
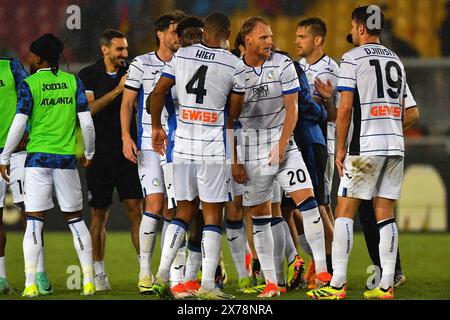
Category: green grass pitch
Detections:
[{"x1": 1, "y1": 232, "x2": 449, "y2": 300}]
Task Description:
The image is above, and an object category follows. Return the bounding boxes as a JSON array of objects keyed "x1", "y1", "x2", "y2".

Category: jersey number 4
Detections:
[
  {"x1": 186, "y1": 65, "x2": 208, "y2": 104},
  {"x1": 369, "y1": 59, "x2": 403, "y2": 99}
]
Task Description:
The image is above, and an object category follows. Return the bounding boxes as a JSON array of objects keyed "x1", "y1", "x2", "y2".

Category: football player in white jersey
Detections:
[
  {"x1": 297, "y1": 18, "x2": 340, "y2": 209},
  {"x1": 150, "y1": 12, "x2": 246, "y2": 300},
  {"x1": 234, "y1": 17, "x2": 330, "y2": 298},
  {"x1": 308, "y1": 6, "x2": 408, "y2": 300},
  {"x1": 295, "y1": 17, "x2": 339, "y2": 287},
  {"x1": 120, "y1": 12, "x2": 185, "y2": 294}
]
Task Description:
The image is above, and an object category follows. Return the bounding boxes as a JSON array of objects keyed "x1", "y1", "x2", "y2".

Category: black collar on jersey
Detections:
[
  {"x1": 364, "y1": 42, "x2": 382, "y2": 45},
  {"x1": 242, "y1": 53, "x2": 269, "y2": 68},
  {"x1": 309, "y1": 53, "x2": 327, "y2": 66},
  {"x1": 155, "y1": 50, "x2": 165, "y2": 63}
]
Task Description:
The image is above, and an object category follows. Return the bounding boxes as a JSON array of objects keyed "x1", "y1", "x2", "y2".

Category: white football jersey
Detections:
[
  {"x1": 239, "y1": 52, "x2": 300, "y2": 162},
  {"x1": 404, "y1": 82, "x2": 416, "y2": 109},
  {"x1": 337, "y1": 43, "x2": 407, "y2": 157},
  {"x1": 162, "y1": 44, "x2": 246, "y2": 161},
  {"x1": 125, "y1": 51, "x2": 171, "y2": 151},
  {"x1": 299, "y1": 55, "x2": 340, "y2": 157}
]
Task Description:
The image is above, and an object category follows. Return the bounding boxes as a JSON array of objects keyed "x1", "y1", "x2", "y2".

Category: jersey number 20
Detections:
[{"x1": 186, "y1": 65, "x2": 208, "y2": 104}]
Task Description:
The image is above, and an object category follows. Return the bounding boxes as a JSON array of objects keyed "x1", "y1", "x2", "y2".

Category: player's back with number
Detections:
[
  {"x1": 337, "y1": 44, "x2": 406, "y2": 156},
  {"x1": 163, "y1": 43, "x2": 245, "y2": 160}
]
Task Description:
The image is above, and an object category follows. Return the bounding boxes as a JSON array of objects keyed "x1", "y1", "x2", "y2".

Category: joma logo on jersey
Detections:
[
  {"x1": 252, "y1": 85, "x2": 269, "y2": 98},
  {"x1": 41, "y1": 82, "x2": 68, "y2": 92},
  {"x1": 370, "y1": 105, "x2": 401, "y2": 117},
  {"x1": 0, "y1": 79, "x2": 5, "y2": 87},
  {"x1": 181, "y1": 109, "x2": 218, "y2": 123}
]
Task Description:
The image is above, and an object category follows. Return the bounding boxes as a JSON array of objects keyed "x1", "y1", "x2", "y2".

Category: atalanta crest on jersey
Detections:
[{"x1": 152, "y1": 178, "x2": 160, "y2": 187}]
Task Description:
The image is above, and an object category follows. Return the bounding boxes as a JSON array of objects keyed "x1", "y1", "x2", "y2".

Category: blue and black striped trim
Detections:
[
  {"x1": 252, "y1": 217, "x2": 272, "y2": 226},
  {"x1": 203, "y1": 224, "x2": 223, "y2": 234},
  {"x1": 26, "y1": 216, "x2": 45, "y2": 223},
  {"x1": 225, "y1": 219, "x2": 243, "y2": 229},
  {"x1": 187, "y1": 242, "x2": 201, "y2": 252},
  {"x1": 171, "y1": 218, "x2": 188, "y2": 230},
  {"x1": 144, "y1": 212, "x2": 161, "y2": 220},
  {"x1": 377, "y1": 218, "x2": 396, "y2": 230},
  {"x1": 271, "y1": 217, "x2": 284, "y2": 226},
  {"x1": 67, "y1": 217, "x2": 84, "y2": 225},
  {"x1": 297, "y1": 197, "x2": 318, "y2": 211}
]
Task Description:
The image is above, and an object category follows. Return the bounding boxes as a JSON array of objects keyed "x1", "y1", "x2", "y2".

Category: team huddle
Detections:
[{"x1": 0, "y1": 5, "x2": 419, "y2": 300}]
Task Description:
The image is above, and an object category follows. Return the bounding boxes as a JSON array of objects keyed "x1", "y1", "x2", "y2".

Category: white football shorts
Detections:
[
  {"x1": 138, "y1": 150, "x2": 166, "y2": 196},
  {"x1": 338, "y1": 155, "x2": 404, "y2": 200},
  {"x1": 173, "y1": 157, "x2": 231, "y2": 203},
  {"x1": 24, "y1": 167, "x2": 83, "y2": 212},
  {"x1": 0, "y1": 151, "x2": 26, "y2": 207},
  {"x1": 243, "y1": 149, "x2": 313, "y2": 206}
]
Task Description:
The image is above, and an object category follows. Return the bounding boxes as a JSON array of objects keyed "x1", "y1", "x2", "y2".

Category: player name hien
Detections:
[{"x1": 195, "y1": 49, "x2": 215, "y2": 60}]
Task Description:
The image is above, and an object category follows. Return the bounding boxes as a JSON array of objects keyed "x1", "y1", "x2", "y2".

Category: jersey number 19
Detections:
[{"x1": 369, "y1": 59, "x2": 403, "y2": 99}]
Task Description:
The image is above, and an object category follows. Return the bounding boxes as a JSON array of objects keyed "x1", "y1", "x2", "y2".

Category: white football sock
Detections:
[
  {"x1": 94, "y1": 260, "x2": 105, "y2": 276},
  {"x1": 378, "y1": 218, "x2": 398, "y2": 290},
  {"x1": 139, "y1": 212, "x2": 160, "y2": 278},
  {"x1": 252, "y1": 215, "x2": 277, "y2": 284},
  {"x1": 184, "y1": 243, "x2": 202, "y2": 282},
  {"x1": 298, "y1": 234, "x2": 312, "y2": 257},
  {"x1": 170, "y1": 239, "x2": 186, "y2": 286},
  {"x1": 23, "y1": 217, "x2": 44, "y2": 286},
  {"x1": 157, "y1": 219, "x2": 187, "y2": 282},
  {"x1": 201, "y1": 225, "x2": 223, "y2": 290},
  {"x1": 283, "y1": 220, "x2": 298, "y2": 264},
  {"x1": 68, "y1": 218, "x2": 94, "y2": 284},
  {"x1": 271, "y1": 217, "x2": 286, "y2": 285},
  {"x1": 299, "y1": 198, "x2": 327, "y2": 274},
  {"x1": 330, "y1": 217, "x2": 354, "y2": 288},
  {"x1": 225, "y1": 219, "x2": 248, "y2": 280},
  {"x1": 161, "y1": 218, "x2": 171, "y2": 250},
  {"x1": 37, "y1": 246, "x2": 45, "y2": 273},
  {"x1": 0, "y1": 256, "x2": 6, "y2": 278}
]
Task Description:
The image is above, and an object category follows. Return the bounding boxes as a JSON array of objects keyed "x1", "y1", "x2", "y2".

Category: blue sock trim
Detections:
[
  {"x1": 171, "y1": 218, "x2": 188, "y2": 230},
  {"x1": 226, "y1": 219, "x2": 243, "y2": 229},
  {"x1": 67, "y1": 217, "x2": 84, "y2": 225},
  {"x1": 252, "y1": 217, "x2": 272, "y2": 226},
  {"x1": 271, "y1": 217, "x2": 284, "y2": 226},
  {"x1": 26, "y1": 216, "x2": 45, "y2": 223},
  {"x1": 187, "y1": 242, "x2": 201, "y2": 253},
  {"x1": 144, "y1": 212, "x2": 161, "y2": 220},
  {"x1": 377, "y1": 218, "x2": 396, "y2": 230},
  {"x1": 298, "y1": 197, "x2": 318, "y2": 211},
  {"x1": 203, "y1": 224, "x2": 223, "y2": 234}
]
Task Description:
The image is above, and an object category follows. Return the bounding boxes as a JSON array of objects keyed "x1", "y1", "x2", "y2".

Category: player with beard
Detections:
[{"x1": 78, "y1": 30, "x2": 143, "y2": 291}]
